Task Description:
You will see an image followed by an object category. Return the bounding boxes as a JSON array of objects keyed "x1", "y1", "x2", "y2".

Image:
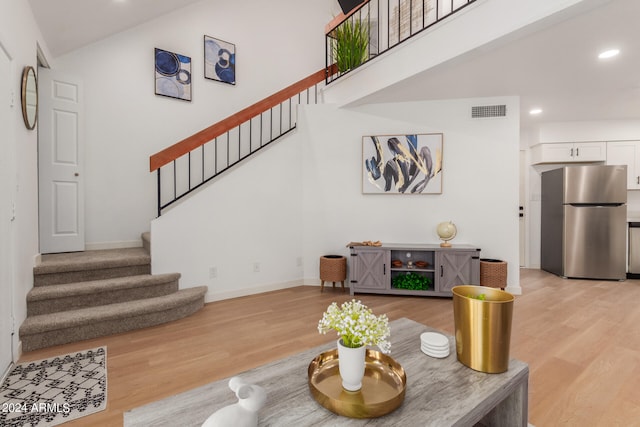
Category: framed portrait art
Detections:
[
  {"x1": 204, "y1": 35, "x2": 236, "y2": 85},
  {"x1": 362, "y1": 133, "x2": 443, "y2": 194},
  {"x1": 155, "y1": 48, "x2": 192, "y2": 101}
]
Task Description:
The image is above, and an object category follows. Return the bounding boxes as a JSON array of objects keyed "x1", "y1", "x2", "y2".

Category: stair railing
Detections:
[
  {"x1": 326, "y1": 0, "x2": 477, "y2": 83},
  {"x1": 150, "y1": 65, "x2": 337, "y2": 216}
]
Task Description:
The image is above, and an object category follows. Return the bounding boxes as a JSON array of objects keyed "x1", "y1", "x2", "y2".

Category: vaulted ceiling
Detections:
[{"x1": 27, "y1": 0, "x2": 640, "y2": 130}]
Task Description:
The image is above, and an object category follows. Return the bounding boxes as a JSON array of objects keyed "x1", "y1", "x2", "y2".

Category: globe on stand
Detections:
[{"x1": 437, "y1": 221, "x2": 457, "y2": 247}]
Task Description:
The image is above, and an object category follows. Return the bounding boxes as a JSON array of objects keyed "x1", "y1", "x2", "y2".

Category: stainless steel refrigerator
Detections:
[{"x1": 541, "y1": 165, "x2": 627, "y2": 280}]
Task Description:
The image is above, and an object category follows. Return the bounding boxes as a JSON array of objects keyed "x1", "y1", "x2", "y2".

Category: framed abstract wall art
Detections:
[
  {"x1": 204, "y1": 35, "x2": 236, "y2": 85},
  {"x1": 155, "y1": 48, "x2": 192, "y2": 101},
  {"x1": 362, "y1": 133, "x2": 443, "y2": 194}
]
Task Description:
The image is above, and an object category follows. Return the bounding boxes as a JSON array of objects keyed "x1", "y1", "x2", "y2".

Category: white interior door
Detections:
[
  {"x1": 0, "y1": 43, "x2": 15, "y2": 376},
  {"x1": 38, "y1": 69, "x2": 85, "y2": 254}
]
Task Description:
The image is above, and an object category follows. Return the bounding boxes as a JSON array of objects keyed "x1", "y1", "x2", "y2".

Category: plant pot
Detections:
[
  {"x1": 337, "y1": 339, "x2": 366, "y2": 391},
  {"x1": 480, "y1": 258, "x2": 507, "y2": 288},
  {"x1": 452, "y1": 285, "x2": 514, "y2": 373}
]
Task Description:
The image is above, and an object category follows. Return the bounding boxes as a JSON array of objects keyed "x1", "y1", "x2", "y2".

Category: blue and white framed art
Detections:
[
  {"x1": 155, "y1": 48, "x2": 192, "y2": 101},
  {"x1": 204, "y1": 35, "x2": 236, "y2": 85},
  {"x1": 362, "y1": 133, "x2": 443, "y2": 194}
]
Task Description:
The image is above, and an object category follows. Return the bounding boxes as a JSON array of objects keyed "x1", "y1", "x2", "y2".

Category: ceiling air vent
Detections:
[{"x1": 471, "y1": 105, "x2": 507, "y2": 118}]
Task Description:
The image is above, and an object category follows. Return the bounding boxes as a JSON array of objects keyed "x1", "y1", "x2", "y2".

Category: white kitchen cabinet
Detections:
[
  {"x1": 606, "y1": 141, "x2": 640, "y2": 189},
  {"x1": 531, "y1": 142, "x2": 606, "y2": 164}
]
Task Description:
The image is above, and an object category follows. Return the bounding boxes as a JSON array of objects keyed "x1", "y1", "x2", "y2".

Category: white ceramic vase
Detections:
[{"x1": 337, "y1": 339, "x2": 366, "y2": 391}]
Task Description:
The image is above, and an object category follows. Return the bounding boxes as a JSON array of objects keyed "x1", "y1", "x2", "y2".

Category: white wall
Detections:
[
  {"x1": 153, "y1": 95, "x2": 521, "y2": 300},
  {"x1": 525, "y1": 119, "x2": 640, "y2": 268},
  {"x1": 51, "y1": 0, "x2": 336, "y2": 248},
  {"x1": 151, "y1": 130, "x2": 306, "y2": 300},
  {"x1": 301, "y1": 98, "x2": 521, "y2": 293},
  {"x1": 0, "y1": 0, "x2": 52, "y2": 360}
]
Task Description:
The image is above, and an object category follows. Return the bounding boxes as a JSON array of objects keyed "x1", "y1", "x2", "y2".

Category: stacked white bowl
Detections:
[{"x1": 420, "y1": 332, "x2": 450, "y2": 358}]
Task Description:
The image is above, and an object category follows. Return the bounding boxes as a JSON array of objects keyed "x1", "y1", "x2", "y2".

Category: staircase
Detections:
[{"x1": 20, "y1": 233, "x2": 207, "y2": 352}]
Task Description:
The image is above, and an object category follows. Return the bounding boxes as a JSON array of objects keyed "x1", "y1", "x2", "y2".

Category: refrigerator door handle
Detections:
[{"x1": 567, "y1": 203, "x2": 625, "y2": 207}]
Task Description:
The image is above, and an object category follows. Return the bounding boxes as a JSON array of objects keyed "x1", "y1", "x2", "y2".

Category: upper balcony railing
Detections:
[{"x1": 326, "y1": 0, "x2": 477, "y2": 83}]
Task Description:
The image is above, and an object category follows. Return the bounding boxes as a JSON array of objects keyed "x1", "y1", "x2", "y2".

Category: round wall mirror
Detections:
[{"x1": 21, "y1": 66, "x2": 38, "y2": 130}]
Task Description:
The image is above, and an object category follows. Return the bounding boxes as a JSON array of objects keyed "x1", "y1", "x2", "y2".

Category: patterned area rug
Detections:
[{"x1": 0, "y1": 347, "x2": 107, "y2": 427}]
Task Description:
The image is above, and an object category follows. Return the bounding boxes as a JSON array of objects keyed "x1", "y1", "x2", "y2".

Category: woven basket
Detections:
[
  {"x1": 319, "y1": 255, "x2": 347, "y2": 281},
  {"x1": 480, "y1": 259, "x2": 507, "y2": 288}
]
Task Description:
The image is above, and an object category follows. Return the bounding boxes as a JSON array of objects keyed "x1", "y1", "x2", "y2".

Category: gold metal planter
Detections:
[{"x1": 452, "y1": 285, "x2": 514, "y2": 374}]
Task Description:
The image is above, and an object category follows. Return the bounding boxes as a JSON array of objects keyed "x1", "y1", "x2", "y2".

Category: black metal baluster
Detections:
[
  {"x1": 173, "y1": 161, "x2": 177, "y2": 201},
  {"x1": 249, "y1": 117, "x2": 253, "y2": 154},
  {"x1": 214, "y1": 137, "x2": 218, "y2": 175},
  {"x1": 157, "y1": 169, "x2": 161, "y2": 218}
]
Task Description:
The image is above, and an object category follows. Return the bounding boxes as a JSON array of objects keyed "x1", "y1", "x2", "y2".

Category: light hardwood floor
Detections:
[{"x1": 17, "y1": 269, "x2": 640, "y2": 426}]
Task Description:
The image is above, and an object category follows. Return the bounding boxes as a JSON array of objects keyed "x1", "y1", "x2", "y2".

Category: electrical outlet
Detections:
[
  {"x1": 296, "y1": 257, "x2": 303, "y2": 267},
  {"x1": 209, "y1": 267, "x2": 217, "y2": 279},
  {"x1": 253, "y1": 262, "x2": 260, "y2": 273}
]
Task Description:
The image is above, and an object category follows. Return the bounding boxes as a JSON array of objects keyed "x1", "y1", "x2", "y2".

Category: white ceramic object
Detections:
[
  {"x1": 420, "y1": 332, "x2": 449, "y2": 347},
  {"x1": 420, "y1": 331, "x2": 450, "y2": 358},
  {"x1": 337, "y1": 339, "x2": 366, "y2": 391},
  {"x1": 201, "y1": 376, "x2": 267, "y2": 427},
  {"x1": 421, "y1": 346, "x2": 450, "y2": 358}
]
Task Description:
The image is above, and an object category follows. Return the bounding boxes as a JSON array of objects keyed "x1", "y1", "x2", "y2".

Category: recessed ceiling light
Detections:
[
  {"x1": 598, "y1": 49, "x2": 620, "y2": 59},
  {"x1": 529, "y1": 108, "x2": 543, "y2": 115}
]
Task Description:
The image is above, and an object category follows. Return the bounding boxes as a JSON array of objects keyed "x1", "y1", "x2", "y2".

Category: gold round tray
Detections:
[{"x1": 307, "y1": 348, "x2": 406, "y2": 418}]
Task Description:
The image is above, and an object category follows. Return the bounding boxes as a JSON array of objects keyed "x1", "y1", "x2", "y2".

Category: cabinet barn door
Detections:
[
  {"x1": 351, "y1": 249, "x2": 388, "y2": 290},
  {"x1": 437, "y1": 251, "x2": 476, "y2": 293}
]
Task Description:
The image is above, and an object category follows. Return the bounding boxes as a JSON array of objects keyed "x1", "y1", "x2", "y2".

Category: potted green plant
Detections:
[
  {"x1": 331, "y1": 17, "x2": 369, "y2": 73},
  {"x1": 317, "y1": 300, "x2": 390, "y2": 391}
]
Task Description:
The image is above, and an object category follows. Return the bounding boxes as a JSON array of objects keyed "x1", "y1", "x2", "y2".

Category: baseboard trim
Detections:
[
  {"x1": 12, "y1": 339, "x2": 22, "y2": 365},
  {"x1": 204, "y1": 279, "x2": 305, "y2": 303},
  {"x1": 505, "y1": 284, "x2": 522, "y2": 295},
  {"x1": 85, "y1": 240, "x2": 142, "y2": 251}
]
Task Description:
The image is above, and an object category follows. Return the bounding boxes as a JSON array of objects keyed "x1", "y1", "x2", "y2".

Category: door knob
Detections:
[{"x1": 74, "y1": 173, "x2": 79, "y2": 176}]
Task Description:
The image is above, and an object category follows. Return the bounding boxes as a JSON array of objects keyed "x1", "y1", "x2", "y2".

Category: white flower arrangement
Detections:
[{"x1": 317, "y1": 299, "x2": 391, "y2": 353}]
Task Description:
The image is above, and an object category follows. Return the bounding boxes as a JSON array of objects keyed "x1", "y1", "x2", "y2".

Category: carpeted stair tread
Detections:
[
  {"x1": 27, "y1": 273, "x2": 181, "y2": 301},
  {"x1": 35, "y1": 247, "x2": 150, "y2": 275},
  {"x1": 22, "y1": 234, "x2": 208, "y2": 351},
  {"x1": 22, "y1": 287, "x2": 207, "y2": 331},
  {"x1": 26, "y1": 273, "x2": 181, "y2": 316},
  {"x1": 34, "y1": 248, "x2": 151, "y2": 286},
  {"x1": 20, "y1": 287, "x2": 208, "y2": 351}
]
